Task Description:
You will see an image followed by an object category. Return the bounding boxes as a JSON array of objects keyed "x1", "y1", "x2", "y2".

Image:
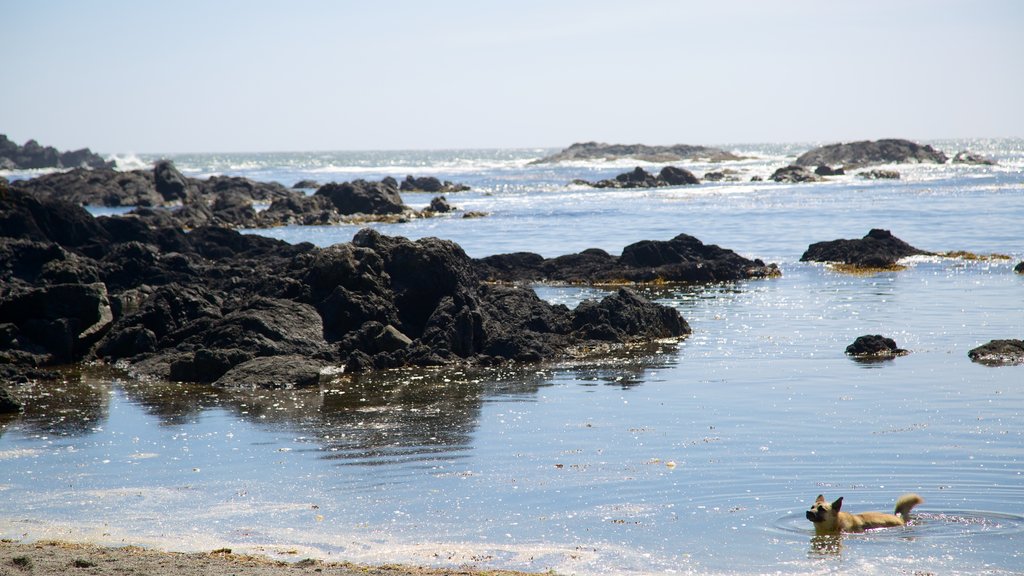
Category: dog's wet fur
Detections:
[{"x1": 806, "y1": 493, "x2": 923, "y2": 535}]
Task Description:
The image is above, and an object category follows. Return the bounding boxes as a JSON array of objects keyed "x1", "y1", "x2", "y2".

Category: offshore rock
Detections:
[
  {"x1": 814, "y1": 165, "x2": 845, "y2": 176},
  {"x1": 476, "y1": 233, "x2": 779, "y2": 284},
  {"x1": 315, "y1": 178, "x2": 406, "y2": 215},
  {"x1": 801, "y1": 228, "x2": 932, "y2": 268},
  {"x1": 857, "y1": 169, "x2": 900, "y2": 180},
  {"x1": 0, "y1": 134, "x2": 114, "y2": 170},
  {"x1": 952, "y1": 151, "x2": 996, "y2": 165},
  {"x1": 532, "y1": 141, "x2": 740, "y2": 164},
  {"x1": 845, "y1": 334, "x2": 908, "y2": 358},
  {"x1": 794, "y1": 139, "x2": 948, "y2": 169},
  {"x1": 400, "y1": 175, "x2": 470, "y2": 193},
  {"x1": 575, "y1": 166, "x2": 700, "y2": 189},
  {"x1": 770, "y1": 165, "x2": 822, "y2": 183},
  {"x1": 967, "y1": 339, "x2": 1024, "y2": 366}
]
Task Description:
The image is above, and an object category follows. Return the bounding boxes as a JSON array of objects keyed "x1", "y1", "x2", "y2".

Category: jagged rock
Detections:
[
  {"x1": 532, "y1": 141, "x2": 740, "y2": 164},
  {"x1": 845, "y1": 334, "x2": 908, "y2": 358},
  {"x1": 801, "y1": 229, "x2": 932, "y2": 268},
  {"x1": 858, "y1": 169, "x2": 900, "y2": 180},
  {"x1": 153, "y1": 160, "x2": 195, "y2": 202},
  {"x1": 11, "y1": 168, "x2": 161, "y2": 206},
  {"x1": 794, "y1": 139, "x2": 948, "y2": 169},
  {"x1": 968, "y1": 339, "x2": 1024, "y2": 366},
  {"x1": 293, "y1": 179, "x2": 320, "y2": 189},
  {"x1": 1015, "y1": 262, "x2": 1024, "y2": 274},
  {"x1": 400, "y1": 175, "x2": 470, "y2": 193},
  {"x1": 814, "y1": 165, "x2": 845, "y2": 176},
  {"x1": 0, "y1": 134, "x2": 113, "y2": 170},
  {"x1": 952, "y1": 151, "x2": 996, "y2": 165},
  {"x1": 315, "y1": 178, "x2": 406, "y2": 215},
  {"x1": 0, "y1": 386, "x2": 22, "y2": 413},
  {"x1": 770, "y1": 165, "x2": 823, "y2": 183},
  {"x1": 576, "y1": 166, "x2": 700, "y2": 189},
  {"x1": 0, "y1": 282, "x2": 113, "y2": 364},
  {"x1": 476, "y1": 233, "x2": 779, "y2": 284},
  {"x1": 427, "y1": 196, "x2": 453, "y2": 213}
]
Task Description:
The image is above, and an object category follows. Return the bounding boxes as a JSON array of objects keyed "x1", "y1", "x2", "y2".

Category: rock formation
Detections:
[{"x1": 532, "y1": 142, "x2": 740, "y2": 164}]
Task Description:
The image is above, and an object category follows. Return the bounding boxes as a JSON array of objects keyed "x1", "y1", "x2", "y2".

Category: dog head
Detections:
[{"x1": 806, "y1": 494, "x2": 843, "y2": 532}]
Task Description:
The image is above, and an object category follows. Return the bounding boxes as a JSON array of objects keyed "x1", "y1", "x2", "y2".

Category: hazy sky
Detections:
[{"x1": 3, "y1": 0, "x2": 1022, "y2": 153}]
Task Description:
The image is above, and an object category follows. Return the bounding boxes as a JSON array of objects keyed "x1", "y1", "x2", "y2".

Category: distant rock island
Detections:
[
  {"x1": 531, "y1": 141, "x2": 740, "y2": 164},
  {"x1": 0, "y1": 134, "x2": 114, "y2": 170},
  {"x1": 793, "y1": 139, "x2": 947, "y2": 169}
]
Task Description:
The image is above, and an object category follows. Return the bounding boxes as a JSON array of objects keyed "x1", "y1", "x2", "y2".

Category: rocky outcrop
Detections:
[
  {"x1": 574, "y1": 166, "x2": 700, "y2": 189},
  {"x1": 0, "y1": 386, "x2": 22, "y2": 413},
  {"x1": 845, "y1": 335, "x2": 908, "y2": 358},
  {"x1": 770, "y1": 165, "x2": 822, "y2": 183},
  {"x1": 315, "y1": 177, "x2": 406, "y2": 215},
  {"x1": 814, "y1": 165, "x2": 845, "y2": 176},
  {"x1": 476, "y1": 233, "x2": 779, "y2": 284},
  {"x1": 801, "y1": 229, "x2": 932, "y2": 269},
  {"x1": 794, "y1": 139, "x2": 948, "y2": 169},
  {"x1": 11, "y1": 168, "x2": 161, "y2": 206},
  {"x1": 400, "y1": 175, "x2": 470, "y2": 193},
  {"x1": 952, "y1": 151, "x2": 996, "y2": 165},
  {"x1": 1, "y1": 187, "x2": 689, "y2": 385},
  {"x1": 1015, "y1": 262, "x2": 1024, "y2": 274},
  {"x1": 0, "y1": 134, "x2": 114, "y2": 170},
  {"x1": 858, "y1": 169, "x2": 900, "y2": 180},
  {"x1": 532, "y1": 142, "x2": 740, "y2": 164},
  {"x1": 968, "y1": 339, "x2": 1024, "y2": 366}
]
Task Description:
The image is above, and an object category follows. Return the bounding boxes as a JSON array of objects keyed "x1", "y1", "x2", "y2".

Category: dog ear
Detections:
[
  {"x1": 815, "y1": 494, "x2": 826, "y2": 504},
  {"x1": 831, "y1": 497, "x2": 843, "y2": 512}
]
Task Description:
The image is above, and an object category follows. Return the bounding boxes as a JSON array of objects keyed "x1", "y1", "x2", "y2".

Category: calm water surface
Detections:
[{"x1": 2, "y1": 141, "x2": 1023, "y2": 575}]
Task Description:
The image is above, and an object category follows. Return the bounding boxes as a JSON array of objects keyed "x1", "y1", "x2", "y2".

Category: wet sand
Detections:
[{"x1": 0, "y1": 540, "x2": 542, "y2": 576}]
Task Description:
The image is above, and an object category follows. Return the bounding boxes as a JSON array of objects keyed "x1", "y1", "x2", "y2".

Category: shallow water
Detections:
[{"x1": 2, "y1": 141, "x2": 1023, "y2": 575}]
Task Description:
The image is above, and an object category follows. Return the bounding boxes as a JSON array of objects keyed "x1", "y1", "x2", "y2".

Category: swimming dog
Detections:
[{"x1": 806, "y1": 493, "x2": 923, "y2": 535}]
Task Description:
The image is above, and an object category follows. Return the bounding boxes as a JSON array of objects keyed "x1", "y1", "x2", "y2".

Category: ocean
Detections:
[{"x1": 2, "y1": 139, "x2": 1023, "y2": 575}]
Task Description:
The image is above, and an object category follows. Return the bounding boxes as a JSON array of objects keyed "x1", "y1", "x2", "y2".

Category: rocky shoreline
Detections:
[
  {"x1": 1, "y1": 181, "x2": 723, "y2": 388},
  {"x1": 0, "y1": 540, "x2": 540, "y2": 576}
]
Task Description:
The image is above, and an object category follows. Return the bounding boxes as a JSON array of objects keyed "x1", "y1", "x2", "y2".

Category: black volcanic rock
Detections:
[
  {"x1": 476, "y1": 233, "x2": 779, "y2": 284},
  {"x1": 857, "y1": 169, "x2": 900, "y2": 180},
  {"x1": 532, "y1": 141, "x2": 740, "y2": 164},
  {"x1": 770, "y1": 165, "x2": 822, "y2": 183},
  {"x1": 315, "y1": 178, "x2": 407, "y2": 215},
  {"x1": 968, "y1": 339, "x2": 1024, "y2": 366},
  {"x1": 2, "y1": 186, "x2": 689, "y2": 382},
  {"x1": 400, "y1": 175, "x2": 470, "y2": 193},
  {"x1": 801, "y1": 229, "x2": 932, "y2": 268},
  {"x1": 575, "y1": 166, "x2": 701, "y2": 189},
  {"x1": 0, "y1": 134, "x2": 114, "y2": 170},
  {"x1": 845, "y1": 334, "x2": 908, "y2": 358},
  {"x1": 11, "y1": 167, "x2": 161, "y2": 206},
  {"x1": 952, "y1": 150, "x2": 996, "y2": 165},
  {"x1": 794, "y1": 139, "x2": 947, "y2": 169}
]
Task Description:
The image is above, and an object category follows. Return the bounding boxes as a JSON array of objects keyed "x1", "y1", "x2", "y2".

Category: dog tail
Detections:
[{"x1": 894, "y1": 493, "x2": 923, "y2": 522}]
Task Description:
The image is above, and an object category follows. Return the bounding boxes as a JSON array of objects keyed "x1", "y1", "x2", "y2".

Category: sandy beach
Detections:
[{"x1": 0, "y1": 540, "x2": 542, "y2": 576}]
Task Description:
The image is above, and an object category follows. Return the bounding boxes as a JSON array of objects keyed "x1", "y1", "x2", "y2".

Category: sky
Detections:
[{"x1": 2, "y1": 0, "x2": 1022, "y2": 153}]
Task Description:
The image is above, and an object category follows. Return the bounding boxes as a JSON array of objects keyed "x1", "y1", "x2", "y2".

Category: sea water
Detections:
[{"x1": 1, "y1": 140, "x2": 1023, "y2": 575}]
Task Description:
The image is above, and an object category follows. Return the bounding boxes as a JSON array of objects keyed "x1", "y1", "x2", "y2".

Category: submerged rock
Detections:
[
  {"x1": 532, "y1": 141, "x2": 740, "y2": 164},
  {"x1": 967, "y1": 339, "x2": 1024, "y2": 366},
  {"x1": 845, "y1": 334, "x2": 908, "y2": 358},
  {"x1": 858, "y1": 169, "x2": 900, "y2": 180},
  {"x1": 794, "y1": 139, "x2": 948, "y2": 169},
  {"x1": 801, "y1": 229, "x2": 932, "y2": 268}
]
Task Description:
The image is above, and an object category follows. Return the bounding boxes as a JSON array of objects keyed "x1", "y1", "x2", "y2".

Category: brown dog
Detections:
[{"x1": 806, "y1": 493, "x2": 923, "y2": 535}]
